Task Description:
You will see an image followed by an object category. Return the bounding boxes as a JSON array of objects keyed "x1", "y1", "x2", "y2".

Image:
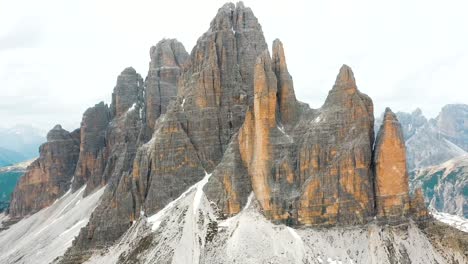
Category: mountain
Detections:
[
  {"x1": 375, "y1": 105, "x2": 468, "y2": 170},
  {"x1": 0, "y1": 160, "x2": 32, "y2": 212},
  {"x1": 0, "y1": 2, "x2": 467, "y2": 264},
  {"x1": 0, "y1": 147, "x2": 26, "y2": 167},
  {"x1": 375, "y1": 106, "x2": 467, "y2": 217},
  {"x1": 410, "y1": 155, "x2": 468, "y2": 218},
  {"x1": 0, "y1": 124, "x2": 45, "y2": 162}
]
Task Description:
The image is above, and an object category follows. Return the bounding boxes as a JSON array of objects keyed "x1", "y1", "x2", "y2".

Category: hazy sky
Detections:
[{"x1": 1, "y1": 0, "x2": 467, "y2": 132}]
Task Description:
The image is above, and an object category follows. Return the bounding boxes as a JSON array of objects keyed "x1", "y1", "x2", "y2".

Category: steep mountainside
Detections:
[
  {"x1": 8, "y1": 125, "x2": 80, "y2": 219},
  {"x1": 411, "y1": 155, "x2": 468, "y2": 217},
  {"x1": 0, "y1": 2, "x2": 466, "y2": 264}
]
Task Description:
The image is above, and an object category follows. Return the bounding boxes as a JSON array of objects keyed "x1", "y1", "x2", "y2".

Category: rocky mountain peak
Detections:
[
  {"x1": 210, "y1": 2, "x2": 260, "y2": 33},
  {"x1": 436, "y1": 104, "x2": 468, "y2": 151},
  {"x1": 111, "y1": 67, "x2": 144, "y2": 118},
  {"x1": 374, "y1": 107, "x2": 411, "y2": 220},
  {"x1": 334, "y1": 64, "x2": 357, "y2": 90},
  {"x1": 145, "y1": 39, "x2": 188, "y2": 132},
  {"x1": 9, "y1": 125, "x2": 80, "y2": 219},
  {"x1": 46, "y1": 124, "x2": 71, "y2": 141},
  {"x1": 412, "y1": 107, "x2": 423, "y2": 116},
  {"x1": 272, "y1": 39, "x2": 289, "y2": 73},
  {"x1": 272, "y1": 39, "x2": 299, "y2": 127},
  {"x1": 149, "y1": 39, "x2": 188, "y2": 69},
  {"x1": 3, "y1": 3, "x2": 450, "y2": 264}
]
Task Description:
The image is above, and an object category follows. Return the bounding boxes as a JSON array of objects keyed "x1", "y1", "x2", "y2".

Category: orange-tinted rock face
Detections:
[
  {"x1": 8, "y1": 125, "x2": 80, "y2": 219},
  {"x1": 272, "y1": 39, "x2": 299, "y2": 128},
  {"x1": 176, "y1": 2, "x2": 268, "y2": 171},
  {"x1": 295, "y1": 65, "x2": 375, "y2": 226},
  {"x1": 374, "y1": 108, "x2": 411, "y2": 220},
  {"x1": 239, "y1": 51, "x2": 278, "y2": 218}
]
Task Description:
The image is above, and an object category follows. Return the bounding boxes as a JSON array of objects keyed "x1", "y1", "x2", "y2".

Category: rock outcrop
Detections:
[
  {"x1": 296, "y1": 65, "x2": 375, "y2": 226},
  {"x1": 133, "y1": 103, "x2": 206, "y2": 216},
  {"x1": 176, "y1": 2, "x2": 268, "y2": 171},
  {"x1": 8, "y1": 125, "x2": 80, "y2": 218},
  {"x1": 62, "y1": 67, "x2": 145, "y2": 261},
  {"x1": 111, "y1": 67, "x2": 144, "y2": 118},
  {"x1": 374, "y1": 108, "x2": 411, "y2": 220},
  {"x1": 145, "y1": 39, "x2": 189, "y2": 133},
  {"x1": 238, "y1": 51, "x2": 282, "y2": 220},
  {"x1": 72, "y1": 102, "x2": 110, "y2": 192},
  {"x1": 3, "y1": 3, "x2": 444, "y2": 263},
  {"x1": 272, "y1": 39, "x2": 299, "y2": 128}
]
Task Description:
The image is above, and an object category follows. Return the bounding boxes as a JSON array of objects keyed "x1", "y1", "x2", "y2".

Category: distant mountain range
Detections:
[
  {"x1": 411, "y1": 155, "x2": 468, "y2": 218},
  {"x1": 0, "y1": 125, "x2": 45, "y2": 166},
  {"x1": 376, "y1": 104, "x2": 468, "y2": 218},
  {"x1": 0, "y1": 147, "x2": 26, "y2": 167},
  {"x1": 376, "y1": 104, "x2": 468, "y2": 170},
  {"x1": 0, "y1": 160, "x2": 32, "y2": 212}
]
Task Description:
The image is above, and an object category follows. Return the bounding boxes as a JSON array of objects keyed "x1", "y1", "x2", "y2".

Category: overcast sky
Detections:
[{"x1": 1, "y1": 0, "x2": 467, "y2": 133}]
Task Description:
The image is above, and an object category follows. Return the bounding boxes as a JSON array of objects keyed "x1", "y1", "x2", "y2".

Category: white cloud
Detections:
[{"x1": 0, "y1": 0, "x2": 467, "y2": 131}]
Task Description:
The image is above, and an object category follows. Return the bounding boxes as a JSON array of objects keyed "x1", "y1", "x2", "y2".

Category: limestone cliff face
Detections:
[
  {"x1": 177, "y1": 2, "x2": 268, "y2": 171},
  {"x1": 145, "y1": 39, "x2": 189, "y2": 133},
  {"x1": 296, "y1": 65, "x2": 375, "y2": 226},
  {"x1": 66, "y1": 67, "x2": 145, "y2": 254},
  {"x1": 238, "y1": 51, "x2": 280, "y2": 219},
  {"x1": 206, "y1": 45, "x2": 298, "y2": 221},
  {"x1": 272, "y1": 39, "x2": 299, "y2": 128},
  {"x1": 72, "y1": 102, "x2": 110, "y2": 192},
  {"x1": 8, "y1": 125, "x2": 80, "y2": 218},
  {"x1": 374, "y1": 108, "x2": 411, "y2": 220},
  {"x1": 133, "y1": 103, "x2": 206, "y2": 217},
  {"x1": 4, "y1": 2, "x2": 433, "y2": 263},
  {"x1": 111, "y1": 67, "x2": 144, "y2": 118}
]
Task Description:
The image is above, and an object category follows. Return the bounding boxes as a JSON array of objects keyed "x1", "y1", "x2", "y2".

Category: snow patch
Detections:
[
  {"x1": 193, "y1": 172, "x2": 212, "y2": 215},
  {"x1": 127, "y1": 103, "x2": 136, "y2": 113},
  {"x1": 148, "y1": 172, "x2": 212, "y2": 231},
  {"x1": 181, "y1": 98, "x2": 186, "y2": 109},
  {"x1": 432, "y1": 211, "x2": 468, "y2": 233},
  {"x1": 0, "y1": 186, "x2": 105, "y2": 264}
]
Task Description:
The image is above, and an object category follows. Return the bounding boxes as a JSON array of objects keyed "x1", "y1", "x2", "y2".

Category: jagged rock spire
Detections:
[
  {"x1": 111, "y1": 67, "x2": 144, "y2": 118},
  {"x1": 176, "y1": 0, "x2": 268, "y2": 171},
  {"x1": 239, "y1": 50, "x2": 282, "y2": 219},
  {"x1": 272, "y1": 39, "x2": 299, "y2": 127},
  {"x1": 145, "y1": 39, "x2": 188, "y2": 132},
  {"x1": 334, "y1": 64, "x2": 357, "y2": 90},
  {"x1": 374, "y1": 107, "x2": 411, "y2": 220},
  {"x1": 72, "y1": 102, "x2": 110, "y2": 191},
  {"x1": 9, "y1": 125, "x2": 80, "y2": 219}
]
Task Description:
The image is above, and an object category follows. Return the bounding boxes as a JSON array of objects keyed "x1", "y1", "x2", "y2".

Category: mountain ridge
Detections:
[{"x1": 0, "y1": 2, "x2": 466, "y2": 264}]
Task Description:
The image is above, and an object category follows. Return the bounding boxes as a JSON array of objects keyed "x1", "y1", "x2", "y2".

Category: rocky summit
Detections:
[{"x1": 0, "y1": 2, "x2": 467, "y2": 264}]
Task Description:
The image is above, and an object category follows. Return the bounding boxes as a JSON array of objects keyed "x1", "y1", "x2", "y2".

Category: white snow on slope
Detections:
[
  {"x1": 147, "y1": 172, "x2": 212, "y2": 231},
  {"x1": 0, "y1": 186, "x2": 104, "y2": 264},
  {"x1": 432, "y1": 211, "x2": 468, "y2": 233},
  {"x1": 84, "y1": 182, "x2": 467, "y2": 264},
  {"x1": 127, "y1": 103, "x2": 136, "y2": 113},
  {"x1": 87, "y1": 173, "x2": 216, "y2": 264}
]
